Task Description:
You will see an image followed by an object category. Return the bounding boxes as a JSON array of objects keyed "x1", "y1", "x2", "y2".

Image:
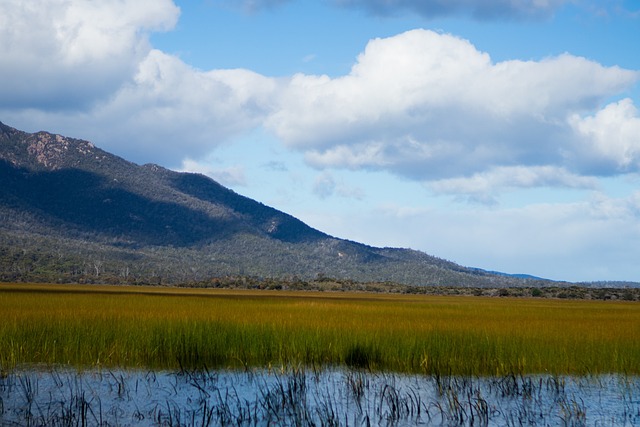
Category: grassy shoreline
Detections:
[{"x1": 1, "y1": 283, "x2": 638, "y2": 375}]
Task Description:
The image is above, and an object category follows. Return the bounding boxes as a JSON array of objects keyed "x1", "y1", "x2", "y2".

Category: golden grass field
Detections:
[{"x1": 1, "y1": 283, "x2": 638, "y2": 375}]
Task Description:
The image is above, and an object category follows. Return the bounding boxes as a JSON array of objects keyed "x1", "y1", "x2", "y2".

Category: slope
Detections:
[{"x1": 0, "y1": 121, "x2": 544, "y2": 287}]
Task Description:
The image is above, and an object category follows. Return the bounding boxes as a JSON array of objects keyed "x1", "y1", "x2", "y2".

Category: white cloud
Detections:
[
  {"x1": 94, "y1": 50, "x2": 277, "y2": 160},
  {"x1": 2, "y1": 49, "x2": 278, "y2": 166},
  {"x1": 0, "y1": 0, "x2": 179, "y2": 110},
  {"x1": 0, "y1": 0, "x2": 276, "y2": 167},
  {"x1": 568, "y1": 99, "x2": 640, "y2": 174},
  {"x1": 2, "y1": 7, "x2": 639, "y2": 199},
  {"x1": 266, "y1": 29, "x2": 640, "y2": 187}
]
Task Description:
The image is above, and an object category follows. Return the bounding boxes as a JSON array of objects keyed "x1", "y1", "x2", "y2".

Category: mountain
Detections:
[{"x1": 0, "y1": 121, "x2": 551, "y2": 287}]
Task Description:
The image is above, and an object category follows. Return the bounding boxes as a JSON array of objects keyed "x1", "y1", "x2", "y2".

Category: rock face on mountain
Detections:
[{"x1": 0, "y1": 121, "x2": 541, "y2": 286}]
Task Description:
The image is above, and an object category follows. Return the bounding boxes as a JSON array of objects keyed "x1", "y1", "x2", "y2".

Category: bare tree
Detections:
[{"x1": 93, "y1": 260, "x2": 103, "y2": 277}]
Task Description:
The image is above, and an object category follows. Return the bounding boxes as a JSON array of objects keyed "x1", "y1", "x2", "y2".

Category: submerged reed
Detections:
[{"x1": 2, "y1": 368, "x2": 639, "y2": 426}]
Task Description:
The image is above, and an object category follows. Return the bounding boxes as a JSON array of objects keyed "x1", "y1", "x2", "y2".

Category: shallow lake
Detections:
[{"x1": 1, "y1": 368, "x2": 639, "y2": 426}]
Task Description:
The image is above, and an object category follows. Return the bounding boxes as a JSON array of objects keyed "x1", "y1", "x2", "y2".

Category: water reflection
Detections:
[{"x1": 1, "y1": 368, "x2": 639, "y2": 426}]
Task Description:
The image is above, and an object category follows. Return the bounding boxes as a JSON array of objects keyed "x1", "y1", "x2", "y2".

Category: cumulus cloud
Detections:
[
  {"x1": 0, "y1": 0, "x2": 179, "y2": 110},
  {"x1": 2, "y1": 48, "x2": 278, "y2": 165},
  {"x1": 568, "y1": 99, "x2": 640, "y2": 175},
  {"x1": 0, "y1": 0, "x2": 278, "y2": 166},
  {"x1": 93, "y1": 50, "x2": 277, "y2": 160},
  {"x1": 266, "y1": 29, "x2": 640, "y2": 193},
  {"x1": 334, "y1": 0, "x2": 571, "y2": 20},
  {"x1": 2, "y1": 4, "x2": 639, "y2": 200}
]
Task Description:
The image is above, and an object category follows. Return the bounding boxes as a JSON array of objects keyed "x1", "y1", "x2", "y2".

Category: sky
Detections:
[{"x1": 1, "y1": 0, "x2": 639, "y2": 283}]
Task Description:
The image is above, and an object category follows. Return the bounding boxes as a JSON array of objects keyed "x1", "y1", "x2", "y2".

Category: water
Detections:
[{"x1": 1, "y1": 367, "x2": 639, "y2": 426}]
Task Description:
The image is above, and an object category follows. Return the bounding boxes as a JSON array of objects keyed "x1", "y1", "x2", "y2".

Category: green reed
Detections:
[{"x1": 1, "y1": 283, "x2": 638, "y2": 374}]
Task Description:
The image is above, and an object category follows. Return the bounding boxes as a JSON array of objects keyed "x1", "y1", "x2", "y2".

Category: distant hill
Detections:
[{"x1": 0, "y1": 121, "x2": 560, "y2": 287}]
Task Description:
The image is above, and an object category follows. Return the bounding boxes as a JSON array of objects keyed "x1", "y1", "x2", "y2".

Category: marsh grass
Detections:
[{"x1": 1, "y1": 283, "x2": 639, "y2": 375}]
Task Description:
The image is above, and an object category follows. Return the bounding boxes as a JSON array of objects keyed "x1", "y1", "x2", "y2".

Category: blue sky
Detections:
[{"x1": 1, "y1": 0, "x2": 639, "y2": 282}]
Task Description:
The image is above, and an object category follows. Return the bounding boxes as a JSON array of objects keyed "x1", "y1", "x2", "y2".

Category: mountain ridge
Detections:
[{"x1": 0, "y1": 121, "x2": 560, "y2": 287}]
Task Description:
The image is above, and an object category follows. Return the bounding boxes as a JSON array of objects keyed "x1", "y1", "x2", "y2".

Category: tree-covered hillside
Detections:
[{"x1": 0, "y1": 121, "x2": 557, "y2": 287}]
